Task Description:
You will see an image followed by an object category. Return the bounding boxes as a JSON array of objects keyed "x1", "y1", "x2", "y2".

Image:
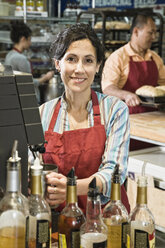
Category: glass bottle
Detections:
[
  {"x1": 130, "y1": 175, "x2": 155, "y2": 248},
  {"x1": 28, "y1": 157, "x2": 51, "y2": 248},
  {"x1": 36, "y1": 0, "x2": 44, "y2": 12},
  {"x1": 58, "y1": 167, "x2": 85, "y2": 248},
  {"x1": 27, "y1": 0, "x2": 35, "y2": 11},
  {"x1": 16, "y1": 0, "x2": 23, "y2": 11},
  {"x1": 80, "y1": 177, "x2": 108, "y2": 248},
  {"x1": 0, "y1": 141, "x2": 27, "y2": 248},
  {"x1": 103, "y1": 164, "x2": 129, "y2": 248}
]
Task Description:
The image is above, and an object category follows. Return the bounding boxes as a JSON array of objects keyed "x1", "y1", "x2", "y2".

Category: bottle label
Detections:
[
  {"x1": 59, "y1": 233, "x2": 67, "y2": 248},
  {"x1": 80, "y1": 240, "x2": 107, "y2": 248},
  {"x1": 59, "y1": 230, "x2": 80, "y2": 248},
  {"x1": 71, "y1": 230, "x2": 80, "y2": 247},
  {"x1": 81, "y1": 233, "x2": 107, "y2": 248},
  {"x1": 36, "y1": 220, "x2": 50, "y2": 248},
  {"x1": 134, "y1": 229, "x2": 155, "y2": 248},
  {"x1": 93, "y1": 240, "x2": 107, "y2": 248},
  {"x1": 107, "y1": 224, "x2": 121, "y2": 248},
  {"x1": 105, "y1": 221, "x2": 129, "y2": 248},
  {"x1": 37, "y1": 6, "x2": 43, "y2": 12},
  {"x1": 16, "y1": 6, "x2": 23, "y2": 11},
  {"x1": 122, "y1": 222, "x2": 130, "y2": 248}
]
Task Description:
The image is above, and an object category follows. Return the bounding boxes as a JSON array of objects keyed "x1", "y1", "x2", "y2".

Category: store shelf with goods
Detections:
[
  {"x1": 77, "y1": 8, "x2": 164, "y2": 57},
  {"x1": 0, "y1": 16, "x2": 77, "y2": 71}
]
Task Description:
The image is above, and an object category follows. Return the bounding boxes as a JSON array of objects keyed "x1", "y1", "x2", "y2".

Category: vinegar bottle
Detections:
[
  {"x1": 103, "y1": 164, "x2": 129, "y2": 248},
  {"x1": 58, "y1": 167, "x2": 85, "y2": 248},
  {"x1": 80, "y1": 177, "x2": 108, "y2": 248},
  {"x1": 0, "y1": 140, "x2": 27, "y2": 248},
  {"x1": 36, "y1": 0, "x2": 44, "y2": 12},
  {"x1": 130, "y1": 175, "x2": 155, "y2": 248},
  {"x1": 28, "y1": 157, "x2": 51, "y2": 248}
]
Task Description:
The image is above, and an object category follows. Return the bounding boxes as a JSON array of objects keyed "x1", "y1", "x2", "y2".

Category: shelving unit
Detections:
[
  {"x1": 0, "y1": 15, "x2": 77, "y2": 67},
  {"x1": 77, "y1": 8, "x2": 164, "y2": 57}
]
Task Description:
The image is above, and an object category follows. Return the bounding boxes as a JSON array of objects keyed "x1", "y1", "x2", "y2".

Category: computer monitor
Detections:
[{"x1": 0, "y1": 66, "x2": 45, "y2": 195}]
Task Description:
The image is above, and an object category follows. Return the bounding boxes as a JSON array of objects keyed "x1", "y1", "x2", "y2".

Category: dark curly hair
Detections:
[
  {"x1": 10, "y1": 20, "x2": 32, "y2": 43},
  {"x1": 49, "y1": 23, "x2": 104, "y2": 64}
]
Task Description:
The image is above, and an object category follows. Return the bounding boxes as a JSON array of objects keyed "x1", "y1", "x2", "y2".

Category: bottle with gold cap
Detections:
[
  {"x1": 27, "y1": 0, "x2": 35, "y2": 11},
  {"x1": 58, "y1": 167, "x2": 85, "y2": 248},
  {"x1": 103, "y1": 164, "x2": 129, "y2": 248},
  {"x1": 36, "y1": 0, "x2": 44, "y2": 12},
  {"x1": 28, "y1": 157, "x2": 51, "y2": 248},
  {"x1": 16, "y1": 0, "x2": 23, "y2": 11},
  {"x1": 130, "y1": 175, "x2": 155, "y2": 248}
]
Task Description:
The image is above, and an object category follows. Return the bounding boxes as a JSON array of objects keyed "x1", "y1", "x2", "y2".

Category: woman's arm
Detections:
[{"x1": 93, "y1": 95, "x2": 130, "y2": 204}]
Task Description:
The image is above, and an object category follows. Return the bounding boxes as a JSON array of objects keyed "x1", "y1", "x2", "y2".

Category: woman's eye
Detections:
[
  {"x1": 67, "y1": 57, "x2": 75, "y2": 62},
  {"x1": 86, "y1": 58, "x2": 93, "y2": 63}
]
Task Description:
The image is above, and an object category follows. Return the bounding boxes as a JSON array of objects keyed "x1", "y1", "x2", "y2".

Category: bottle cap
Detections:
[
  {"x1": 31, "y1": 157, "x2": 43, "y2": 175},
  {"x1": 88, "y1": 177, "x2": 100, "y2": 198},
  {"x1": 112, "y1": 164, "x2": 121, "y2": 184},
  {"x1": 8, "y1": 140, "x2": 21, "y2": 163},
  {"x1": 137, "y1": 175, "x2": 147, "y2": 187},
  {"x1": 67, "y1": 167, "x2": 76, "y2": 186}
]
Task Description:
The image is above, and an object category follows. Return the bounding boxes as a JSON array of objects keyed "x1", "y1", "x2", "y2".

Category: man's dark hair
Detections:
[
  {"x1": 130, "y1": 12, "x2": 155, "y2": 34},
  {"x1": 10, "y1": 20, "x2": 32, "y2": 43}
]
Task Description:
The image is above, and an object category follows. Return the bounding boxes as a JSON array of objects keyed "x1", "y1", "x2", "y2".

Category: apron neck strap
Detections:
[
  {"x1": 49, "y1": 99, "x2": 61, "y2": 132},
  {"x1": 48, "y1": 90, "x2": 101, "y2": 132},
  {"x1": 91, "y1": 89, "x2": 101, "y2": 126}
]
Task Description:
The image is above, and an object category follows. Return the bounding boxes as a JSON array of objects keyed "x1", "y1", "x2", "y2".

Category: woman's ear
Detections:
[{"x1": 54, "y1": 59, "x2": 60, "y2": 72}]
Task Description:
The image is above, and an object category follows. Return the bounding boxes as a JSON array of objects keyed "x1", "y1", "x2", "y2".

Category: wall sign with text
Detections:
[{"x1": 79, "y1": 0, "x2": 165, "y2": 10}]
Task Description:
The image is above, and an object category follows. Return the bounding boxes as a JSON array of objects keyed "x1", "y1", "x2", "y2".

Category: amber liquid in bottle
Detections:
[
  {"x1": 58, "y1": 168, "x2": 85, "y2": 248},
  {"x1": 0, "y1": 226, "x2": 25, "y2": 248},
  {"x1": 0, "y1": 141, "x2": 27, "y2": 248}
]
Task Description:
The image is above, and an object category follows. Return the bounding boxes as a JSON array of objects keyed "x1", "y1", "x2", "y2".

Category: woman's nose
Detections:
[{"x1": 75, "y1": 61, "x2": 85, "y2": 72}]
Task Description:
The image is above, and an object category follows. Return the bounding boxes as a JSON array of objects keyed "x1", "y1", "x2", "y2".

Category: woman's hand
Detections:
[{"x1": 45, "y1": 172, "x2": 67, "y2": 207}]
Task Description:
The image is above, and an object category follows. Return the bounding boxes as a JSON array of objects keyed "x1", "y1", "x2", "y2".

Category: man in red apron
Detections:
[{"x1": 101, "y1": 12, "x2": 165, "y2": 150}]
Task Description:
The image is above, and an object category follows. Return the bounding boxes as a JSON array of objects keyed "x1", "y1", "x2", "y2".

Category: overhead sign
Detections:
[
  {"x1": 135, "y1": 0, "x2": 165, "y2": 6},
  {"x1": 79, "y1": 0, "x2": 165, "y2": 9}
]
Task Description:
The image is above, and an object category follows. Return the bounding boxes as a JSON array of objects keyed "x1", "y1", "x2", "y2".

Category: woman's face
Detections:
[{"x1": 55, "y1": 39, "x2": 100, "y2": 94}]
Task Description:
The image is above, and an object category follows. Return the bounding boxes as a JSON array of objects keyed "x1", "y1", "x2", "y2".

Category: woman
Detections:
[
  {"x1": 40, "y1": 23, "x2": 130, "y2": 213},
  {"x1": 5, "y1": 20, "x2": 53, "y2": 103}
]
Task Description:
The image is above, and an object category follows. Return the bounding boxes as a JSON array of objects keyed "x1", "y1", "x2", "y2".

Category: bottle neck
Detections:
[
  {"x1": 111, "y1": 182, "x2": 121, "y2": 201},
  {"x1": 66, "y1": 185, "x2": 77, "y2": 204},
  {"x1": 6, "y1": 163, "x2": 20, "y2": 192},
  {"x1": 137, "y1": 186, "x2": 147, "y2": 205},
  {"x1": 86, "y1": 195, "x2": 101, "y2": 220},
  {"x1": 31, "y1": 174, "x2": 42, "y2": 195}
]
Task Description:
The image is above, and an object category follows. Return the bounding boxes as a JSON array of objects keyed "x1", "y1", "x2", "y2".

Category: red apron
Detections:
[
  {"x1": 123, "y1": 56, "x2": 158, "y2": 150},
  {"x1": 42, "y1": 90, "x2": 130, "y2": 213}
]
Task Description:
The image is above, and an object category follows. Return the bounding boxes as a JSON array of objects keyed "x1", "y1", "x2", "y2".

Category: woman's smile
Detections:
[{"x1": 71, "y1": 77, "x2": 86, "y2": 84}]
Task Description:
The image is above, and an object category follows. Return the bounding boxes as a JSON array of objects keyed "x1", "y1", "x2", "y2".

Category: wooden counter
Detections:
[{"x1": 129, "y1": 111, "x2": 165, "y2": 146}]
